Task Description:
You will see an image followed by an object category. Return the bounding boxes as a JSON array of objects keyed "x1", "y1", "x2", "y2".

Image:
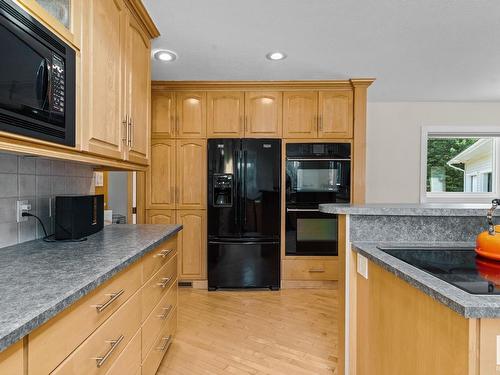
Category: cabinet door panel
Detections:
[
  {"x1": 126, "y1": 15, "x2": 150, "y2": 165},
  {"x1": 146, "y1": 210, "x2": 175, "y2": 224},
  {"x1": 245, "y1": 92, "x2": 282, "y2": 138},
  {"x1": 176, "y1": 210, "x2": 206, "y2": 280},
  {"x1": 207, "y1": 92, "x2": 244, "y2": 137},
  {"x1": 176, "y1": 140, "x2": 207, "y2": 209},
  {"x1": 146, "y1": 139, "x2": 175, "y2": 209},
  {"x1": 176, "y1": 92, "x2": 206, "y2": 138},
  {"x1": 318, "y1": 91, "x2": 353, "y2": 139},
  {"x1": 152, "y1": 92, "x2": 175, "y2": 137},
  {"x1": 81, "y1": 0, "x2": 126, "y2": 159},
  {"x1": 283, "y1": 91, "x2": 318, "y2": 138}
]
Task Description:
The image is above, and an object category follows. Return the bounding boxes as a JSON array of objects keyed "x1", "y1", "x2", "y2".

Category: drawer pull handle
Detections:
[
  {"x1": 92, "y1": 289, "x2": 125, "y2": 313},
  {"x1": 157, "y1": 304, "x2": 173, "y2": 319},
  {"x1": 156, "y1": 335, "x2": 173, "y2": 351},
  {"x1": 154, "y1": 248, "x2": 173, "y2": 258},
  {"x1": 94, "y1": 334, "x2": 124, "y2": 368},
  {"x1": 309, "y1": 268, "x2": 325, "y2": 273},
  {"x1": 157, "y1": 277, "x2": 172, "y2": 288}
]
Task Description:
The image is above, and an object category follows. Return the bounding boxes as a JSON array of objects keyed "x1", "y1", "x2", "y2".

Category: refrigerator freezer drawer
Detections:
[{"x1": 208, "y1": 241, "x2": 280, "y2": 290}]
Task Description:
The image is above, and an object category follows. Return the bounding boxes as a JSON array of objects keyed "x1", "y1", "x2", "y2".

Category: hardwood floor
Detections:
[{"x1": 157, "y1": 288, "x2": 338, "y2": 375}]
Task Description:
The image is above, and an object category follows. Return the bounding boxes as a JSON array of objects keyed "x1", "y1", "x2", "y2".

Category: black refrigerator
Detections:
[{"x1": 207, "y1": 139, "x2": 281, "y2": 290}]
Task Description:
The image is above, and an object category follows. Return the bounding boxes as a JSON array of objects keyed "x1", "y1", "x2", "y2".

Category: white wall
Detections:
[
  {"x1": 107, "y1": 172, "x2": 128, "y2": 217},
  {"x1": 366, "y1": 102, "x2": 500, "y2": 203}
]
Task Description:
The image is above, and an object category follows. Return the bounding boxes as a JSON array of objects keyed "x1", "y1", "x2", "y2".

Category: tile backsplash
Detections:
[{"x1": 0, "y1": 153, "x2": 95, "y2": 249}]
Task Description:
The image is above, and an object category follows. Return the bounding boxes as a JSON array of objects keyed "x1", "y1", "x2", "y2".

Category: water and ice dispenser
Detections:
[{"x1": 212, "y1": 173, "x2": 233, "y2": 207}]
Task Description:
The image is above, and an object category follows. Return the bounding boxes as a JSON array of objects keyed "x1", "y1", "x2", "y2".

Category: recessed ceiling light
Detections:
[
  {"x1": 266, "y1": 51, "x2": 287, "y2": 61},
  {"x1": 153, "y1": 50, "x2": 177, "y2": 62}
]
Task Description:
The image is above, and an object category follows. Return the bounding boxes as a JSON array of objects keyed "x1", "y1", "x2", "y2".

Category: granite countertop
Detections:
[
  {"x1": 352, "y1": 241, "x2": 500, "y2": 318},
  {"x1": 319, "y1": 203, "x2": 496, "y2": 216},
  {"x1": 0, "y1": 224, "x2": 182, "y2": 352}
]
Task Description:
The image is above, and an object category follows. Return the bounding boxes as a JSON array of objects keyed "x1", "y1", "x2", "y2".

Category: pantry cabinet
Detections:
[
  {"x1": 146, "y1": 210, "x2": 175, "y2": 224},
  {"x1": 146, "y1": 139, "x2": 176, "y2": 209},
  {"x1": 283, "y1": 91, "x2": 318, "y2": 138},
  {"x1": 176, "y1": 140, "x2": 207, "y2": 209},
  {"x1": 245, "y1": 91, "x2": 282, "y2": 138},
  {"x1": 176, "y1": 210, "x2": 207, "y2": 280},
  {"x1": 207, "y1": 91, "x2": 245, "y2": 137}
]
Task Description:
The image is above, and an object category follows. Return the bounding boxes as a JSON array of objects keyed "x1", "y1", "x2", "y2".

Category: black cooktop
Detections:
[{"x1": 378, "y1": 247, "x2": 500, "y2": 295}]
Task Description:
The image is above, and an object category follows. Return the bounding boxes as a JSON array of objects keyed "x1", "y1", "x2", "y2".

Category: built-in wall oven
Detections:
[
  {"x1": 0, "y1": 0, "x2": 75, "y2": 146},
  {"x1": 285, "y1": 143, "x2": 350, "y2": 256}
]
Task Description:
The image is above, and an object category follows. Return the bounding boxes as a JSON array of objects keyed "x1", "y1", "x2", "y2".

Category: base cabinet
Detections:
[
  {"x1": 177, "y1": 210, "x2": 207, "y2": 280},
  {"x1": 9, "y1": 234, "x2": 180, "y2": 375}
]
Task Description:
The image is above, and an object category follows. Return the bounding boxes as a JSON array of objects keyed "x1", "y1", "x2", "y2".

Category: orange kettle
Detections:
[{"x1": 475, "y1": 199, "x2": 500, "y2": 261}]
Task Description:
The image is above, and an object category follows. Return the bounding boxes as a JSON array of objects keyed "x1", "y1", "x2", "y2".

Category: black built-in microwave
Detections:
[{"x1": 0, "y1": 0, "x2": 75, "y2": 146}]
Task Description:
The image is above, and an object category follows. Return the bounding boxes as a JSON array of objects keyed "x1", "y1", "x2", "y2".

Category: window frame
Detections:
[{"x1": 420, "y1": 126, "x2": 500, "y2": 203}]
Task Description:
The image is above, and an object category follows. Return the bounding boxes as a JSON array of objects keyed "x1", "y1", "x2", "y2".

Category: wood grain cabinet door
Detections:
[
  {"x1": 125, "y1": 14, "x2": 151, "y2": 165},
  {"x1": 176, "y1": 210, "x2": 206, "y2": 280},
  {"x1": 283, "y1": 91, "x2": 318, "y2": 138},
  {"x1": 207, "y1": 91, "x2": 244, "y2": 137},
  {"x1": 151, "y1": 92, "x2": 175, "y2": 137},
  {"x1": 146, "y1": 210, "x2": 175, "y2": 224},
  {"x1": 318, "y1": 91, "x2": 353, "y2": 139},
  {"x1": 176, "y1": 92, "x2": 206, "y2": 138},
  {"x1": 176, "y1": 140, "x2": 207, "y2": 209},
  {"x1": 244, "y1": 92, "x2": 282, "y2": 138},
  {"x1": 146, "y1": 139, "x2": 175, "y2": 209},
  {"x1": 81, "y1": 0, "x2": 127, "y2": 160}
]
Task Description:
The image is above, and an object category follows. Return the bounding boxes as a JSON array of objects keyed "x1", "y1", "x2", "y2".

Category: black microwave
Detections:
[{"x1": 0, "y1": 0, "x2": 75, "y2": 146}]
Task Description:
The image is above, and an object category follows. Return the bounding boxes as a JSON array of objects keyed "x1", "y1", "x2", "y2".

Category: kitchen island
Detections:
[
  {"x1": 320, "y1": 203, "x2": 500, "y2": 375},
  {"x1": 0, "y1": 224, "x2": 181, "y2": 374}
]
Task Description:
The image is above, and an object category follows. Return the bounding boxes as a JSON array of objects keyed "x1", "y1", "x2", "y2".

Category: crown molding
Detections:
[{"x1": 126, "y1": 0, "x2": 160, "y2": 38}]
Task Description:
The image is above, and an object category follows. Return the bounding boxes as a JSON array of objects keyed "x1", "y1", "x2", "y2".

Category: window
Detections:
[{"x1": 421, "y1": 127, "x2": 500, "y2": 203}]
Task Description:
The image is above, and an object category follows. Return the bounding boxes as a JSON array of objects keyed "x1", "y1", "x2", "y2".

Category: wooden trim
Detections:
[
  {"x1": 124, "y1": 0, "x2": 160, "y2": 38},
  {"x1": 0, "y1": 136, "x2": 147, "y2": 171},
  {"x1": 152, "y1": 80, "x2": 373, "y2": 91},
  {"x1": 281, "y1": 280, "x2": 338, "y2": 289},
  {"x1": 338, "y1": 215, "x2": 347, "y2": 375},
  {"x1": 94, "y1": 171, "x2": 109, "y2": 210},
  {"x1": 136, "y1": 172, "x2": 146, "y2": 224},
  {"x1": 351, "y1": 80, "x2": 374, "y2": 204}
]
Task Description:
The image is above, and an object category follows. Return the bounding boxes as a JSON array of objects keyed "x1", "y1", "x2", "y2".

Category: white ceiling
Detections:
[{"x1": 143, "y1": 0, "x2": 500, "y2": 102}]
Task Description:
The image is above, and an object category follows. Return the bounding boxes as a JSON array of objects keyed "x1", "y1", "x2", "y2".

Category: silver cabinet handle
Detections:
[
  {"x1": 154, "y1": 248, "x2": 173, "y2": 258},
  {"x1": 157, "y1": 277, "x2": 171, "y2": 288},
  {"x1": 309, "y1": 268, "x2": 325, "y2": 273},
  {"x1": 127, "y1": 116, "x2": 132, "y2": 147},
  {"x1": 286, "y1": 208, "x2": 320, "y2": 212},
  {"x1": 156, "y1": 335, "x2": 172, "y2": 351},
  {"x1": 93, "y1": 334, "x2": 124, "y2": 368},
  {"x1": 319, "y1": 115, "x2": 323, "y2": 131},
  {"x1": 91, "y1": 289, "x2": 125, "y2": 313},
  {"x1": 122, "y1": 115, "x2": 128, "y2": 144},
  {"x1": 156, "y1": 304, "x2": 173, "y2": 319}
]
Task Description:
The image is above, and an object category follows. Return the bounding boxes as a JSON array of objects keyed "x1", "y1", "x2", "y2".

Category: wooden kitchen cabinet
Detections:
[
  {"x1": 146, "y1": 139, "x2": 176, "y2": 209},
  {"x1": 146, "y1": 209, "x2": 176, "y2": 224},
  {"x1": 245, "y1": 91, "x2": 282, "y2": 138},
  {"x1": 176, "y1": 139, "x2": 207, "y2": 209},
  {"x1": 176, "y1": 92, "x2": 206, "y2": 138},
  {"x1": 318, "y1": 91, "x2": 353, "y2": 139},
  {"x1": 176, "y1": 210, "x2": 206, "y2": 280},
  {"x1": 81, "y1": 0, "x2": 127, "y2": 160},
  {"x1": 125, "y1": 13, "x2": 151, "y2": 165},
  {"x1": 283, "y1": 91, "x2": 318, "y2": 138},
  {"x1": 207, "y1": 91, "x2": 245, "y2": 137},
  {"x1": 0, "y1": 340, "x2": 23, "y2": 375},
  {"x1": 152, "y1": 92, "x2": 176, "y2": 137}
]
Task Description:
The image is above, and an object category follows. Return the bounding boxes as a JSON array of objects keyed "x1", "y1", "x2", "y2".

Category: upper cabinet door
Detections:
[
  {"x1": 176, "y1": 92, "x2": 206, "y2": 138},
  {"x1": 245, "y1": 92, "x2": 282, "y2": 138},
  {"x1": 176, "y1": 140, "x2": 207, "y2": 209},
  {"x1": 125, "y1": 15, "x2": 151, "y2": 165},
  {"x1": 81, "y1": 0, "x2": 126, "y2": 160},
  {"x1": 207, "y1": 92, "x2": 244, "y2": 138},
  {"x1": 283, "y1": 92, "x2": 318, "y2": 138},
  {"x1": 318, "y1": 91, "x2": 354, "y2": 139},
  {"x1": 146, "y1": 139, "x2": 175, "y2": 209},
  {"x1": 151, "y1": 92, "x2": 175, "y2": 138}
]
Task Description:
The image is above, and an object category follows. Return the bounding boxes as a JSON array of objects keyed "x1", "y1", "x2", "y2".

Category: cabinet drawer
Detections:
[
  {"x1": 0, "y1": 340, "x2": 23, "y2": 374},
  {"x1": 52, "y1": 290, "x2": 141, "y2": 374},
  {"x1": 142, "y1": 256, "x2": 177, "y2": 320},
  {"x1": 29, "y1": 261, "x2": 142, "y2": 375},
  {"x1": 106, "y1": 328, "x2": 141, "y2": 375},
  {"x1": 282, "y1": 259, "x2": 339, "y2": 280},
  {"x1": 142, "y1": 282, "x2": 178, "y2": 360},
  {"x1": 142, "y1": 308, "x2": 177, "y2": 375},
  {"x1": 142, "y1": 236, "x2": 177, "y2": 283}
]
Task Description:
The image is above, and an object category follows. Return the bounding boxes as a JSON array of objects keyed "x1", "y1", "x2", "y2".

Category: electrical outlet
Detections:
[
  {"x1": 16, "y1": 200, "x2": 32, "y2": 223},
  {"x1": 357, "y1": 253, "x2": 368, "y2": 279}
]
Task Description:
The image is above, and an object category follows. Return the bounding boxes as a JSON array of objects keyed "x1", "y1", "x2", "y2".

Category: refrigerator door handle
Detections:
[
  {"x1": 208, "y1": 241, "x2": 279, "y2": 245},
  {"x1": 243, "y1": 150, "x2": 248, "y2": 225}
]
